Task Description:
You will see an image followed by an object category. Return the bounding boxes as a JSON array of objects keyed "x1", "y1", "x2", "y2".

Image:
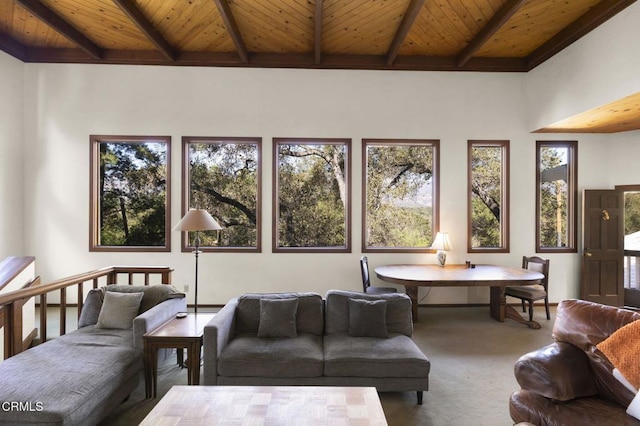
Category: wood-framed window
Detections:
[
  {"x1": 181, "y1": 137, "x2": 262, "y2": 252},
  {"x1": 273, "y1": 138, "x2": 351, "y2": 253},
  {"x1": 362, "y1": 139, "x2": 440, "y2": 252},
  {"x1": 90, "y1": 135, "x2": 171, "y2": 252},
  {"x1": 467, "y1": 140, "x2": 510, "y2": 253},
  {"x1": 536, "y1": 140, "x2": 578, "y2": 253}
]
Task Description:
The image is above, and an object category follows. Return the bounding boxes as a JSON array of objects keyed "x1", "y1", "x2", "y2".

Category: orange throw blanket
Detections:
[{"x1": 597, "y1": 319, "x2": 640, "y2": 390}]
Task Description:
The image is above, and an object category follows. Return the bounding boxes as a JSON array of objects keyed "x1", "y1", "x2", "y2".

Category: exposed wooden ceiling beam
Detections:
[
  {"x1": 526, "y1": 0, "x2": 637, "y2": 70},
  {"x1": 386, "y1": 0, "x2": 425, "y2": 66},
  {"x1": 23, "y1": 47, "x2": 529, "y2": 72},
  {"x1": 212, "y1": 0, "x2": 248, "y2": 63},
  {"x1": 456, "y1": 0, "x2": 527, "y2": 67},
  {"x1": 314, "y1": 0, "x2": 323, "y2": 65},
  {"x1": 112, "y1": 0, "x2": 175, "y2": 61},
  {"x1": 0, "y1": 34, "x2": 28, "y2": 61},
  {"x1": 15, "y1": 0, "x2": 102, "y2": 59}
]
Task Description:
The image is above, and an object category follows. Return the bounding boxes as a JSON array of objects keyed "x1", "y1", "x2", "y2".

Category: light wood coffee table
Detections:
[{"x1": 140, "y1": 385, "x2": 388, "y2": 425}]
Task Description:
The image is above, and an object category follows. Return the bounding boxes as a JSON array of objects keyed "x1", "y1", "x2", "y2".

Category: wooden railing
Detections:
[{"x1": 0, "y1": 265, "x2": 172, "y2": 359}]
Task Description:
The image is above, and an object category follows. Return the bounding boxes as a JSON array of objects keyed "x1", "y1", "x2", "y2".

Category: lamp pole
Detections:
[{"x1": 193, "y1": 230, "x2": 201, "y2": 314}]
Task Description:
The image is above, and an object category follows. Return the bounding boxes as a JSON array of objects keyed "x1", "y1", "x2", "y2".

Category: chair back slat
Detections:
[{"x1": 360, "y1": 256, "x2": 370, "y2": 291}]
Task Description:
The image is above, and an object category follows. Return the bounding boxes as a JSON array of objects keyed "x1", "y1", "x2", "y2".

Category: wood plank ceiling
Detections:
[{"x1": 0, "y1": 0, "x2": 638, "y2": 133}]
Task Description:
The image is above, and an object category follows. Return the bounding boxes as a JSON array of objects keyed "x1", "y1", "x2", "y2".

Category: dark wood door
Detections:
[{"x1": 581, "y1": 189, "x2": 624, "y2": 306}]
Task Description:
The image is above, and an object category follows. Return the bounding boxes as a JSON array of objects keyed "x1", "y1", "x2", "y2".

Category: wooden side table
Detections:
[{"x1": 143, "y1": 313, "x2": 215, "y2": 398}]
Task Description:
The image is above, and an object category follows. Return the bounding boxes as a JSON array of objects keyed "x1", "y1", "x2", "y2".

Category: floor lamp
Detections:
[{"x1": 173, "y1": 208, "x2": 222, "y2": 314}]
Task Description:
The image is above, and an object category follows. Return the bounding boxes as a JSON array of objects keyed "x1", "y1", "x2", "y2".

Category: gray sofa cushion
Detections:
[
  {"x1": 325, "y1": 290, "x2": 413, "y2": 336},
  {"x1": 257, "y1": 298, "x2": 299, "y2": 338},
  {"x1": 323, "y1": 332, "x2": 430, "y2": 378},
  {"x1": 235, "y1": 292, "x2": 324, "y2": 336},
  {"x1": 348, "y1": 298, "x2": 388, "y2": 338},
  {"x1": 218, "y1": 332, "x2": 324, "y2": 378},
  {"x1": 0, "y1": 327, "x2": 141, "y2": 425},
  {"x1": 96, "y1": 291, "x2": 144, "y2": 329}
]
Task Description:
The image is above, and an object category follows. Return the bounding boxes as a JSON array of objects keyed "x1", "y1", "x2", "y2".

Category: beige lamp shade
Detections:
[
  {"x1": 431, "y1": 232, "x2": 453, "y2": 251},
  {"x1": 173, "y1": 209, "x2": 222, "y2": 232}
]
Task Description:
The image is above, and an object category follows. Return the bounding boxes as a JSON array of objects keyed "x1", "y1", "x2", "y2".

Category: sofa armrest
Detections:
[
  {"x1": 132, "y1": 297, "x2": 187, "y2": 351},
  {"x1": 514, "y1": 342, "x2": 598, "y2": 402},
  {"x1": 203, "y1": 298, "x2": 238, "y2": 385}
]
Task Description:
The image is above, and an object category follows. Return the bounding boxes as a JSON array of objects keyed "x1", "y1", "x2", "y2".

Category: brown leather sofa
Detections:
[{"x1": 509, "y1": 299, "x2": 640, "y2": 426}]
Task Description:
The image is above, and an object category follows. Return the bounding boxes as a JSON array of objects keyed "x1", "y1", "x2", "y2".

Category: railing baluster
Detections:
[
  {"x1": 40, "y1": 293, "x2": 47, "y2": 343},
  {"x1": 10, "y1": 301, "x2": 23, "y2": 356},
  {"x1": 3, "y1": 306, "x2": 10, "y2": 359},
  {"x1": 77, "y1": 282, "x2": 84, "y2": 321},
  {"x1": 60, "y1": 289, "x2": 67, "y2": 337}
]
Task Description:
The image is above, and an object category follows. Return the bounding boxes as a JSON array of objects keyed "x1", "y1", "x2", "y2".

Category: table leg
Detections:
[
  {"x1": 177, "y1": 347, "x2": 184, "y2": 367},
  {"x1": 186, "y1": 342, "x2": 201, "y2": 385},
  {"x1": 194, "y1": 342, "x2": 202, "y2": 385},
  {"x1": 144, "y1": 340, "x2": 158, "y2": 399},
  {"x1": 143, "y1": 340, "x2": 150, "y2": 398},
  {"x1": 490, "y1": 286, "x2": 541, "y2": 329},
  {"x1": 405, "y1": 286, "x2": 419, "y2": 323},
  {"x1": 489, "y1": 286, "x2": 505, "y2": 321}
]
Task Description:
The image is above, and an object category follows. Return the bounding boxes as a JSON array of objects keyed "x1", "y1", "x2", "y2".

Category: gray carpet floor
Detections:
[{"x1": 99, "y1": 305, "x2": 555, "y2": 426}]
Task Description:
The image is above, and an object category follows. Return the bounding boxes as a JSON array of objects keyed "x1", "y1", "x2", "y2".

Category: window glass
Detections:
[
  {"x1": 183, "y1": 137, "x2": 261, "y2": 252},
  {"x1": 468, "y1": 140, "x2": 509, "y2": 252},
  {"x1": 537, "y1": 141, "x2": 577, "y2": 252},
  {"x1": 90, "y1": 135, "x2": 170, "y2": 251},
  {"x1": 363, "y1": 139, "x2": 439, "y2": 252},
  {"x1": 273, "y1": 139, "x2": 351, "y2": 252}
]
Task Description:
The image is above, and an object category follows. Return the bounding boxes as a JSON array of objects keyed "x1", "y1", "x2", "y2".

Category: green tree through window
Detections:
[
  {"x1": 468, "y1": 140, "x2": 509, "y2": 252},
  {"x1": 90, "y1": 135, "x2": 170, "y2": 251},
  {"x1": 363, "y1": 139, "x2": 439, "y2": 252},
  {"x1": 537, "y1": 141, "x2": 577, "y2": 252},
  {"x1": 183, "y1": 137, "x2": 261, "y2": 252},
  {"x1": 274, "y1": 139, "x2": 351, "y2": 252}
]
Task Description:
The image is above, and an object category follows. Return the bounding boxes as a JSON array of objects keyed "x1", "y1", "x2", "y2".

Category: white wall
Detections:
[
  {"x1": 526, "y1": 2, "x2": 640, "y2": 131},
  {"x1": 21, "y1": 63, "x2": 569, "y2": 306},
  {"x1": 0, "y1": 52, "x2": 25, "y2": 258}
]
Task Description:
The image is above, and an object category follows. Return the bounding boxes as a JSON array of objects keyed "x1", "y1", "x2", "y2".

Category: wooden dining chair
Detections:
[
  {"x1": 360, "y1": 256, "x2": 397, "y2": 294},
  {"x1": 505, "y1": 256, "x2": 550, "y2": 321}
]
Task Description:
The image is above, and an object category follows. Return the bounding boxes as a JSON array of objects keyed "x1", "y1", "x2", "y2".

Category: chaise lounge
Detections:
[
  {"x1": 0, "y1": 284, "x2": 186, "y2": 426},
  {"x1": 202, "y1": 289, "x2": 430, "y2": 404}
]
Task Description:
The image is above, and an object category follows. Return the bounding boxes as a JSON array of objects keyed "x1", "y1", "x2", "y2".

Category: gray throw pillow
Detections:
[
  {"x1": 257, "y1": 298, "x2": 299, "y2": 338},
  {"x1": 78, "y1": 288, "x2": 105, "y2": 328},
  {"x1": 95, "y1": 291, "x2": 144, "y2": 329},
  {"x1": 348, "y1": 298, "x2": 389, "y2": 338}
]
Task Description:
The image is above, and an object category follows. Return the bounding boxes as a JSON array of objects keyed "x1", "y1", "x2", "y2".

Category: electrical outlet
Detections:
[{"x1": 184, "y1": 284, "x2": 189, "y2": 292}]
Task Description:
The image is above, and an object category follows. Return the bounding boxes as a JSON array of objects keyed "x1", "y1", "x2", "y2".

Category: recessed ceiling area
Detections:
[{"x1": 535, "y1": 92, "x2": 640, "y2": 134}]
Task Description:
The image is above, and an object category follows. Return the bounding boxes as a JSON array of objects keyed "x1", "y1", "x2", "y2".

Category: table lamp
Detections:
[
  {"x1": 173, "y1": 208, "x2": 222, "y2": 314},
  {"x1": 432, "y1": 232, "x2": 453, "y2": 266}
]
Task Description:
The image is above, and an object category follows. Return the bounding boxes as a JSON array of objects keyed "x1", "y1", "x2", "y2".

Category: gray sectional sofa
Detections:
[
  {"x1": 202, "y1": 289, "x2": 430, "y2": 404},
  {"x1": 0, "y1": 284, "x2": 186, "y2": 426}
]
